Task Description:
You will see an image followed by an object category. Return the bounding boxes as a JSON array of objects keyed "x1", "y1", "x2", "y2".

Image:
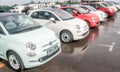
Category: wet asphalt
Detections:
[{"x1": 0, "y1": 11, "x2": 120, "y2": 72}]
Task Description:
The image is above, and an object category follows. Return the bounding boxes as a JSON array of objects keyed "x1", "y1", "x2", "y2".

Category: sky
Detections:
[
  {"x1": 0, "y1": 0, "x2": 68, "y2": 6},
  {"x1": 1, "y1": 0, "x2": 119, "y2": 6}
]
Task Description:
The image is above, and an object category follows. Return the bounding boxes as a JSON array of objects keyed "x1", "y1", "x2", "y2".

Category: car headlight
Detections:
[
  {"x1": 26, "y1": 42, "x2": 36, "y2": 50},
  {"x1": 75, "y1": 25, "x2": 80, "y2": 29},
  {"x1": 109, "y1": 8, "x2": 113, "y2": 12},
  {"x1": 92, "y1": 17, "x2": 96, "y2": 22}
]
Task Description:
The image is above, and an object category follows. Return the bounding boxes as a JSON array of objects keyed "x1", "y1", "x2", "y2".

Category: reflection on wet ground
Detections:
[
  {"x1": 61, "y1": 38, "x2": 88, "y2": 54},
  {"x1": 1, "y1": 11, "x2": 120, "y2": 72},
  {"x1": 88, "y1": 27, "x2": 99, "y2": 43}
]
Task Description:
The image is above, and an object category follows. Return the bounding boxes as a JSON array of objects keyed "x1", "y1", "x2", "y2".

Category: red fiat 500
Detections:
[{"x1": 61, "y1": 6, "x2": 100, "y2": 28}]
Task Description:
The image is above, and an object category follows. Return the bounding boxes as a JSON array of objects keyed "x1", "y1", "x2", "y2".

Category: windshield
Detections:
[
  {"x1": 98, "y1": 3, "x2": 106, "y2": 7},
  {"x1": 0, "y1": 14, "x2": 41, "y2": 34},
  {"x1": 108, "y1": 2, "x2": 116, "y2": 6},
  {"x1": 87, "y1": 6, "x2": 97, "y2": 11},
  {"x1": 52, "y1": 9, "x2": 74, "y2": 20},
  {"x1": 112, "y1": 2, "x2": 119, "y2": 5},
  {"x1": 76, "y1": 7, "x2": 89, "y2": 14},
  {"x1": 102, "y1": 3, "x2": 110, "y2": 7}
]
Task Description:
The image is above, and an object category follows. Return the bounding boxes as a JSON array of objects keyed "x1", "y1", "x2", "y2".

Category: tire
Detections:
[
  {"x1": 60, "y1": 30, "x2": 73, "y2": 43},
  {"x1": 7, "y1": 51, "x2": 24, "y2": 71}
]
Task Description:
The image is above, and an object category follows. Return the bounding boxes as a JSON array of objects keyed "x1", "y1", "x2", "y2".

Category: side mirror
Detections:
[
  {"x1": 96, "y1": 7, "x2": 100, "y2": 9},
  {"x1": 49, "y1": 18, "x2": 56, "y2": 23},
  {"x1": 73, "y1": 12, "x2": 78, "y2": 16}
]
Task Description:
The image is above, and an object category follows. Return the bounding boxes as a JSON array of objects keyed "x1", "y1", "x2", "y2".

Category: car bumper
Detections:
[
  {"x1": 99, "y1": 17, "x2": 107, "y2": 21},
  {"x1": 73, "y1": 30, "x2": 89, "y2": 40},
  {"x1": 23, "y1": 46, "x2": 61, "y2": 68},
  {"x1": 89, "y1": 21, "x2": 99, "y2": 28}
]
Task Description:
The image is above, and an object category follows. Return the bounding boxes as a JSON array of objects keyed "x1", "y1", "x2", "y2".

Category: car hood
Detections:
[
  {"x1": 85, "y1": 13, "x2": 97, "y2": 17},
  {"x1": 91, "y1": 11, "x2": 106, "y2": 17},
  {"x1": 82, "y1": 13, "x2": 99, "y2": 21},
  {"x1": 63, "y1": 18, "x2": 87, "y2": 27},
  {"x1": 90, "y1": 11, "x2": 101, "y2": 16},
  {"x1": 9, "y1": 27, "x2": 56, "y2": 44},
  {"x1": 106, "y1": 6, "x2": 118, "y2": 12}
]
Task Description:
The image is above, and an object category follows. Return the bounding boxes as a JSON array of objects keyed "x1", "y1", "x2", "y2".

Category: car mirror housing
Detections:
[{"x1": 50, "y1": 18, "x2": 56, "y2": 23}]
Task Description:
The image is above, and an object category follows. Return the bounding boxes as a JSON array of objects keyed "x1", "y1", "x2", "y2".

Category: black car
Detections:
[{"x1": 0, "y1": 10, "x2": 5, "y2": 13}]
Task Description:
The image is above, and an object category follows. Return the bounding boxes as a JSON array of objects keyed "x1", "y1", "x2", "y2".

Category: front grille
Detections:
[
  {"x1": 42, "y1": 39, "x2": 57, "y2": 48},
  {"x1": 83, "y1": 25, "x2": 88, "y2": 31},
  {"x1": 82, "y1": 31, "x2": 88, "y2": 36},
  {"x1": 38, "y1": 48, "x2": 60, "y2": 62}
]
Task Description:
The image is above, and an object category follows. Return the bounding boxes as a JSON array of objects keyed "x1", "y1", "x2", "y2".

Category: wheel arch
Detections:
[
  {"x1": 59, "y1": 29, "x2": 74, "y2": 42},
  {"x1": 84, "y1": 20, "x2": 91, "y2": 28},
  {"x1": 59, "y1": 29, "x2": 73, "y2": 38},
  {"x1": 6, "y1": 50, "x2": 25, "y2": 69}
]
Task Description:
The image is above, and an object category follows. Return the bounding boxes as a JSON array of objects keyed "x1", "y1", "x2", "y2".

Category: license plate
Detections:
[{"x1": 47, "y1": 46, "x2": 58, "y2": 55}]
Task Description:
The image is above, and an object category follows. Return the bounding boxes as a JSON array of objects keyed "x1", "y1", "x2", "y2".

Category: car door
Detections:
[
  {"x1": 0, "y1": 25, "x2": 6, "y2": 59},
  {"x1": 30, "y1": 11, "x2": 59, "y2": 35}
]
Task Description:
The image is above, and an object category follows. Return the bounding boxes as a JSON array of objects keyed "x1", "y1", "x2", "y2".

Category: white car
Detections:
[
  {"x1": 0, "y1": 13, "x2": 61, "y2": 71},
  {"x1": 10, "y1": 6, "x2": 25, "y2": 13},
  {"x1": 28, "y1": 8, "x2": 89, "y2": 43},
  {"x1": 105, "y1": 1, "x2": 120, "y2": 10},
  {"x1": 80, "y1": 5, "x2": 108, "y2": 21}
]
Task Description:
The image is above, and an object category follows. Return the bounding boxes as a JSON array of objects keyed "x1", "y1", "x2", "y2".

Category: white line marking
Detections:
[
  {"x1": 109, "y1": 42, "x2": 115, "y2": 52},
  {"x1": 118, "y1": 31, "x2": 120, "y2": 35},
  {"x1": 96, "y1": 42, "x2": 116, "y2": 52}
]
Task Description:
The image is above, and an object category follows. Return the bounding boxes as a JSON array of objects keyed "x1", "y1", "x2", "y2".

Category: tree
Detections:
[
  {"x1": 38, "y1": 1, "x2": 41, "y2": 3},
  {"x1": 30, "y1": 1, "x2": 35, "y2": 3},
  {"x1": 13, "y1": 4, "x2": 18, "y2": 6}
]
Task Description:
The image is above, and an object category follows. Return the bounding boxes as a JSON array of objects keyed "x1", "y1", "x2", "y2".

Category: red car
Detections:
[
  {"x1": 82, "y1": 2, "x2": 115, "y2": 17},
  {"x1": 60, "y1": 6, "x2": 100, "y2": 28}
]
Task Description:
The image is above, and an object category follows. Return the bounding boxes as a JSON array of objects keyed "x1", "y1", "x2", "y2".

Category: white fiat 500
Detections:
[
  {"x1": 28, "y1": 8, "x2": 89, "y2": 43},
  {"x1": 0, "y1": 13, "x2": 61, "y2": 71},
  {"x1": 80, "y1": 5, "x2": 108, "y2": 21}
]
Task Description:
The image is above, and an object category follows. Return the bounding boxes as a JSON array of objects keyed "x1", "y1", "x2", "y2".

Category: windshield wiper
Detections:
[
  {"x1": 64, "y1": 17, "x2": 74, "y2": 20},
  {"x1": 11, "y1": 26, "x2": 41, "y2": 34}
]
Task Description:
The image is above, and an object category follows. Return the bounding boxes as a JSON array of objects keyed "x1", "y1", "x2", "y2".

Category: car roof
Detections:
[
  {"x1": 80, "y1": 5, "x2": 91, "y2": 7},
  {"x1": 29, "y1": 7, "x2": 63, "y2": 14},
  {"x1": 82, "y1": 2, "x2": 104, "y2": 4},
  {"x1": 0, "y1": 13, "x2": 22, "y2": 18},
  {"x1": 41, "y1": 8, "x2": 62, "y2": 11}
]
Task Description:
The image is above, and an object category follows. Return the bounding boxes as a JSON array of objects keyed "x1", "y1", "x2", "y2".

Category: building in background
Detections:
[
  {"x1": 70, "y1": 0, "x2": 80, "y2": 2},
  {"x1": 24, "y1": 2, "x2": 55, "y2": 10},
  {"x1": 9, "y1": 2, "x2": 55, "y2": 13},
  {"x1": 81, "y1": 0, "x2": 120, "y2": 2},
  {"x1": 81, "y1": 0, "x2": 103, "y2": 2}
]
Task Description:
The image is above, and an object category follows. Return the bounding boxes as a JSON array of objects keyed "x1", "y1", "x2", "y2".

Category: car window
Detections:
[
  {"x1": 0, "y1": 26, "x2": 5, "y2": 35},
  {"x1": 52, "y1": 9, "x2": 74, "y2": 20},
  {"x1": 41, "y1": 11, "x2": 59, "y2": 21},
  {"x1": 75, "y1": 7, "x2": 89, "y2": 14},
  {"x1": 63, "y1": 8, "x2": 76, "y2": 14},
  {"x1": 31, "y1": 11, "x2": 46, "y2": 19},
  {"x1": 31, "y1": 11, "x2": 59, "y2": 21},
  {"x1": 81, "y1": 7, "x2": 91, "y2": 11},
  {"x1": 97, "y1": 4, "x2": 106, "y2": 7},
  {"x1": 90, "y1": 4, "x2": 96, "y2": 8}
]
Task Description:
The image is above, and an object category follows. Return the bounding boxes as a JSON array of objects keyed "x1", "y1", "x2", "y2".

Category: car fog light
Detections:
[
  {"x1": 39, "y1": 58, "x2": 44, "y2": 62},
  {"x1": 27, "y1": 52, "x2": 36, "y2": 57},
  {"x1": 77, "y1": 30, "x2": 81, "y2": 33}
]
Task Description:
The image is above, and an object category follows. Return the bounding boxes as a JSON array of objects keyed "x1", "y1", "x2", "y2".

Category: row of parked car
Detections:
[{"x1": 0, "y1": 1, "x2": 119, "y2": 71}]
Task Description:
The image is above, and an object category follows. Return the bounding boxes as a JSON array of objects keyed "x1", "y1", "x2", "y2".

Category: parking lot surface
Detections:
[{"x1": 0, "y1": 11, "x2": 120, "y2": 72}]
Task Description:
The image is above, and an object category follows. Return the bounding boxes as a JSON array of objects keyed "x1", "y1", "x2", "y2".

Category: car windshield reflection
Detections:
[{"x1": 0, "y1": 14, "x2": 41, "y2": 34}]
